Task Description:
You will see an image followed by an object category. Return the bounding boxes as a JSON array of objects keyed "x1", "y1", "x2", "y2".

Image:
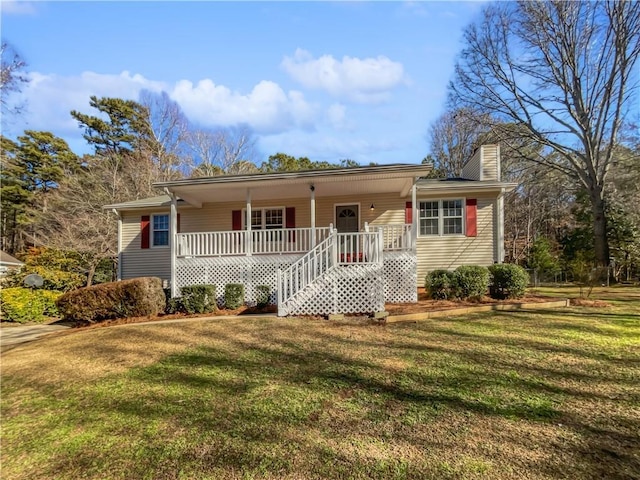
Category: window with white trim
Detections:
[
  {"x1": 247, "y1": 208, "x2": 284, "y2": 229},
  {"x1": 152, "y1": 214, "x2": 169, "y2": 246},
  {"x1": 419, "y1": 199, "x2": 463, "y2": 236}
]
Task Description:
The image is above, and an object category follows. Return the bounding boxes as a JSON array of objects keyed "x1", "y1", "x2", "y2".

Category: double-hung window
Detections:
[
  {"x1": 248, "y1": 208, "x2": 284, "y2": 230},
  {"x1": 152, "y1": 214, "x2": 169, "y2": 246},
  {"x1": 419, "y1": 199, "x2": 464, "y2": 236}
]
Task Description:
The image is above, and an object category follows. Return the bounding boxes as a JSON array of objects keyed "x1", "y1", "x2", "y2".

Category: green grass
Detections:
[{"x1": 1, "y1": 286, "x2": 639, "y2": 479}]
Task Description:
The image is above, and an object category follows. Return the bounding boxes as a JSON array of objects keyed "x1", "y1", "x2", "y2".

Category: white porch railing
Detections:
[
  {"x1": 368, "y1": 223, "x2": 413, "y2": 251},
  {"x1": 177, "y1": 227, "x2": 331, "y2": 257},
  {"x1": 277, "y1": 229, "x2": 383, "y2": 315}
]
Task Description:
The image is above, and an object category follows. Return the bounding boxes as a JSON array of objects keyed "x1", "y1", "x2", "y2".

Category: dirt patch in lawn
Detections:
[
  {"x1": 569, "y1": 298, "x2": 612, "y2": 308},
  {"x1": 385, "y1": 288, "x2": 564, "y2": 316}
]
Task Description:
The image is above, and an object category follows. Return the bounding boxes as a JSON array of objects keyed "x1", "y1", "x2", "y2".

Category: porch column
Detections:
[
  {"x1": 310, "y1": 184, "x2": 316, "y2": 248},
  {"x1": 411, "y1": 182, "x2": 418, "y2": 250},
  {"x1": 246, "y1": 188, "x2": 252, "y2": 256},
  {"x1": 169, "y1": 193, "x2": 178, "y2": 297}
]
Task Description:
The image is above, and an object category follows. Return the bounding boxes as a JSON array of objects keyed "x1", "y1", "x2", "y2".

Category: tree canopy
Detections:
[{"x1": 449, "y1": 0, "x2": 640, "y2": 265}]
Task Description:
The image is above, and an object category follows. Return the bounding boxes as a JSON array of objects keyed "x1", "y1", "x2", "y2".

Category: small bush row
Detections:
[
  {"x1": 166, "y1": 284, "x2": 217, "y2": 314},
  {"x1": 166, "y1": 283, "x2": 273, "y2": 314},
  {"x1": 0, "y1": 287, "x2": 62, "y2": 323},
  {"x1": 425, "y1": 264, "x2": 528, "y2": 300},
  {"x1": 56, "y1": 277, "x2": 166, "y2": 323}
]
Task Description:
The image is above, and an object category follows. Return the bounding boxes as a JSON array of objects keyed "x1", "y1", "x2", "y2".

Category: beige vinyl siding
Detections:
[
  {"x1": 462, "y1": 144, "x2": 499, "y2": 181},
  {"x1": 119, "y1": 193, "x2": 409, "y2": 280},
  {"x1": 416, "y1": 195, "x2": 496, "y2": 284},
  {"x1": 480, "y1": 144, "x2": 499, "y2": 181},
  {"x1": 178, "y1": 199, "x2": 311, "y2": 232},
  {"x1": 121, "y1": 191, "x2": 502, "y2": 287},
  {"x1": 462, "y1": 148, "x2": 481, "y2": 180},
  {"x1": 177, "y1": 192, "x2": 407, "y2": 233},
  {"x1": 314, "y1": 193, "x2": 406, "y2": 229},
  {"x1": 121, "y1": 210, "x2": 171, "y2": 282}
]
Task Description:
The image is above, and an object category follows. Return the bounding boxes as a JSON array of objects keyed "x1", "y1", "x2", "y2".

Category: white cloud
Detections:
[
  {"x1": 281, "y1": 49, "x2": 406, "y2": 103},
  {"x1": 15, "y1": 70, "x2": 317, "y2": 137},
  {"x1": 326, "y1": 103, "x2": 356, "y2": 131},
  {"x1": 399, "y1": 1, "x2": 430, "y2": 18},
  {"x1": 17, "y1": 71, "x2": 166, "y2": 134},
  {"x1": 1, "y1": 0, "x2": 37, "y2": 15},
  {"x1": 172, "y1": 79, "x2": 316, "y2": 134}
]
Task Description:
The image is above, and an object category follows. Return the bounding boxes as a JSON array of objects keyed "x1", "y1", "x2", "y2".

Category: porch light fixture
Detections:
[{"x1": 370, "y1": 203, "x2": 375, "y2": 211}]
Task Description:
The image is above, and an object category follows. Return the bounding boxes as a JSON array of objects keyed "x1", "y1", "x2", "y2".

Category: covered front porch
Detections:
[{"x1": 155, "y1": 165, "x2": 431, "y2": 315}]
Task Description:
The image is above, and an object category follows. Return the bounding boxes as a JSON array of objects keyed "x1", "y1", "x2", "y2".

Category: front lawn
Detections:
[{"x1": 1, "y1": 286, "x2": 639, "y2": 479}]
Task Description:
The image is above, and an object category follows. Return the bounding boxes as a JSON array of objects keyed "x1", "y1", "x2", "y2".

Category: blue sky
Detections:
[{"x1": 1, "y1": 1, "x2": 485, "y2": 165}]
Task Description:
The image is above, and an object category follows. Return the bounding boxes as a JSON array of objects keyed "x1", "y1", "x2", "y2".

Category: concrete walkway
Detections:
[{"x1": 0, "y1": 323, "x2": 71, "y2": 351}]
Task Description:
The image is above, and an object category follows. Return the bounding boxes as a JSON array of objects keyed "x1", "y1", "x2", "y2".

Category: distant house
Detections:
[
  {"x1": 0, "y1": 251, "x2": 24, "y2": 276},
  {"x1": 105, "y1": 144, "x2": 516, "y2": 316}
]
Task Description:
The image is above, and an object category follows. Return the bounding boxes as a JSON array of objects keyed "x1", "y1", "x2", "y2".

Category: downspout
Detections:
[
  {"x1": 112, "y1": 209, "x2": 122, "y2": 281},
  {"x1": 164, "y1": 188, "x2": 178, "y2": 297}
]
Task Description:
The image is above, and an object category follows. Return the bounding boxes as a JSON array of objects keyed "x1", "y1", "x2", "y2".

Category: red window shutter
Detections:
[
  {"x1": 232, "y1": 210, "x2": 242, "y2": 230},
  {"x1": 176, "y1": 213, "x2": 181, "y2": 234},
  {"x1": 285, "y1": 207, "x2": 295, "y2": 228},
  {"x1": 466, "y1": 199, "x2": 477, "y2": 237},
  {"x1": 405, "y1": 201, "x2": 413, "y2": 224},
  {"x1": 286, "y1": 207, "x2": 296, "y2": 242},
  {"x1": 141, "y1": 215, "x2": 150, "y2": 249}
]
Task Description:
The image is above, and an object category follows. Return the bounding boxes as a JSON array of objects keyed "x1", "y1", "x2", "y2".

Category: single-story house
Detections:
[
  {"x1": 0, "y1": 250, "x2": 24, "y2": 276},
  {"x1": 105, "y1": 144, "x2": 516, "y2": 316}
]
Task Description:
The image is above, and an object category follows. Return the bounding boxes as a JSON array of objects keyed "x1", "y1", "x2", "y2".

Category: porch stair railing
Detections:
[{"x1": 277, "y1": 227, "x2": 384, "y2": 316}]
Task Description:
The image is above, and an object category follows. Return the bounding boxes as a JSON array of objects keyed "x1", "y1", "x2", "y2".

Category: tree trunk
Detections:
[
  {"x1": 86, "y1": 262, "x2": 97, "y2": 287},
  {"x1": 590, "y1": 186, "x2": 610, "y2": 266}
]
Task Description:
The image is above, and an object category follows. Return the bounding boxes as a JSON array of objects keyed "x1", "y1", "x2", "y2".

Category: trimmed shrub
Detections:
[
  {"x1": 488, "y1": 264, "x2": 529, "y2": 299},
  {"x1": 225, "y1": 284, "x2": 245, "y2": 310},
  {"x1": 180, "y1": 284, "x2": 216, "y2": 314},
  {"x1": 425, "y1": 269, "x2": 457, "y2": 300},
  {"x1": 56, "y1": 277, "x2": 165, "y2": 323},
  {"x1": 0, "y1": 287, "x2": 62, "y2": 323},
  {"x1": 454, "y1": 265, "x2": 490, "y2": 300},
  {"x1": 256, "y1": 285, "x2": 271, "y2": 308}
]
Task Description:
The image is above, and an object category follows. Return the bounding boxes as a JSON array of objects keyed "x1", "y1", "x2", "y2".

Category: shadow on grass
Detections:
[{"x1": 4, "y1": 312, "x2": 639, "y2": 480}]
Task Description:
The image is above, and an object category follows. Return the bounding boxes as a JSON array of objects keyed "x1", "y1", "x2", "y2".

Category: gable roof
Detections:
[
  {"x1": 153, "y1": 164, "x2": 430, "y2": 188},
  {"x1": 417, "y1": 177, "x2": 518, "y2": 195},
  {"x1": 153, "y1": 164, "x2": 432, "y2": 207},
  {"x1": 104, "y1": 195, "x2": 188, "y2": 211}
]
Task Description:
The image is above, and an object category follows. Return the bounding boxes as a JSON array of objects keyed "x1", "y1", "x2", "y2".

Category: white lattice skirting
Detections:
[
  {"x1": 176, "y1": 255, "x2": 301, "y2": 307},
  {"x1": 280, "y1": 263, "x2": 385, "y2": 316},
  {"x1": 176, "y1": 252, "x2": 417, "y2": 313},
  {"x1": 383, "y1": 251, "x2": 418, "y2": 303}
]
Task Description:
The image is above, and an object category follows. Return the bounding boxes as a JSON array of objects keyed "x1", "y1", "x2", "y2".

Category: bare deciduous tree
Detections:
[
  {"x1": 449, "y1": 0, "x2": 640, "y2": 265},
  {"x1": 0, "y1": 41, "x2": 28, "y2": 118},
  {"x1": 186, "y1": 125, "x2": 257, "y2": 175},
  {"x1": 427, "y1": 108, "x2": 490, "y2": 177},
  {"x1": 139, "y1": 90, "x2": 190, "y2": 180}
]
